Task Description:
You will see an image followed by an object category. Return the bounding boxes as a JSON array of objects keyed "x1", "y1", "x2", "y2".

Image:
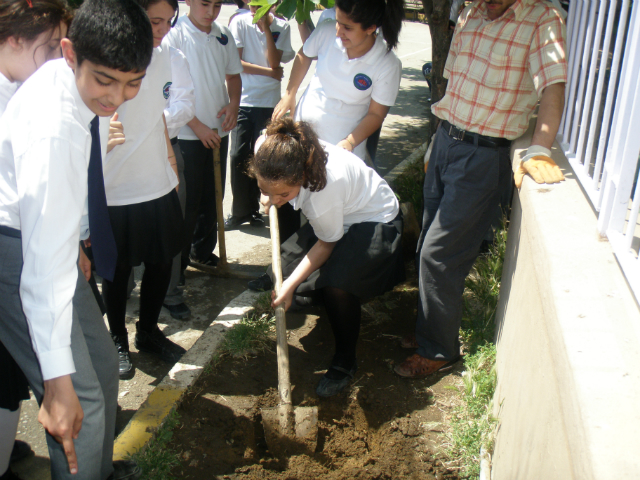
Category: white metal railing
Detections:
[{"x1": 558, "y1": 0, "x2": 640, "y2": 301}]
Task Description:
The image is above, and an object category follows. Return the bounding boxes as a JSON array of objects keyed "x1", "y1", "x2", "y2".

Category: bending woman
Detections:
[
  {"x1": 272, "y1": 0, "x2": 403, "y2": 161},
  {"x1": 250, "y1": 118, "x2": 404, "y2": 397}
]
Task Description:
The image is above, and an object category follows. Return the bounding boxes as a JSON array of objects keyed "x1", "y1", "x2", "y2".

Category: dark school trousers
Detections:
[
  {"x1": 179, "y1": 136, "x2": 228, "y2": 264},
  {"x1": 0, "y1": 233, "x2": 118, "y2": 480},
  {"x1": 229, "y1": 106, "x2": 300, "y2": 243},
  {"x1": 415, "y1": 124, "x2": 513, "y2": 361}
]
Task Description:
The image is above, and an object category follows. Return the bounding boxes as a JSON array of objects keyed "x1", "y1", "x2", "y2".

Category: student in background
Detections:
[
  {"x1": 165, "y1": 0, "x2": 242, "y2": 273},
  {"x1": 225, "y1": 1, "x2": 294, "y2": 231},
  {"x1": 103, "y1": 0, "x2": 186, "y2": 380},
  {"x1": 0, "y1": 1, "x2": 152, "y2": 478},
  {"x1": 0, "y1": 3, "x2": 72, "y2": 478},
  {"x1": 228, "y1": 0, "x2": 249, "y2": 25}
]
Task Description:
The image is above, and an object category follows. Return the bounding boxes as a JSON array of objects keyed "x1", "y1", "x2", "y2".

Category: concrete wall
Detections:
[{"x1": 491, "y1": 125, "x2": 640, "y2": 479}]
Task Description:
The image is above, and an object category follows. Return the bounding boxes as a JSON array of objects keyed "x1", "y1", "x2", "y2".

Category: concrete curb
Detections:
[{"x1": 112, "y1": 140, "x2": 428, "y2": 460}]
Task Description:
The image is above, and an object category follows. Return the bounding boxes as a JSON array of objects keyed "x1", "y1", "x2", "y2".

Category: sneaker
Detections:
[
  {"x1": 163, "y1": 302, "x2": 191, "y2": 320},
  {"x1": 224, "y1": 213, "x2": 252, "y2": 230},
  {"x1": 107, "y1": 460, "x2": 141, "y2": 480},
  {"x1": 247, "y1": 273, "x2": 273, "y2": 292},
  {"x1": 10, "y1": 440, "x2": 32, "y2": 464},
  {"x1": 111, "y1": 332, "x2": 134, "y2": 380},
  {"x1": 134, "y1": 323, "x2": 186, "y2": 364}
]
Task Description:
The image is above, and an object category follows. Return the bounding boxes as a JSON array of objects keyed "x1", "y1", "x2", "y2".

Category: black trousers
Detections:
[
  {"x1": 179, "y1": 136, "x2": 228, "y2": 264},
  {"x1": 415, "y1": 124, "x2": 513, "y2": 360}
]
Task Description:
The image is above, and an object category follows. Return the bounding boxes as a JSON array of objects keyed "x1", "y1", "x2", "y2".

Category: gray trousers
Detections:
[
  {"x1": 164, "y1": 144, "x2": 187, "y2": 305},
  {"x1": 416, "y1": 124, "x2": 512, "y2": 360},
  {"x1": 0, "y1": 234, "x2": 118, "y2": 480}
]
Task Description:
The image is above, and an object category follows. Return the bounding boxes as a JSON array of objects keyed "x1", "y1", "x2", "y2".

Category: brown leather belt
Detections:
[{"x1": 441, "y1": 120, "x2": 511, "y2": 148}]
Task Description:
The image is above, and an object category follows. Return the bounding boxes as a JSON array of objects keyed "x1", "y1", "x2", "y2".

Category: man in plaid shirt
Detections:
[{"x1": 395, "y1": 0, "x2": 567, "y2": 377}]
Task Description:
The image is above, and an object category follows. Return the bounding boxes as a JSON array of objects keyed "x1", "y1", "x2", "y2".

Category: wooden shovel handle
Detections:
[{"x1": 212, "y1": 128, "x2": 227, "y2": 266}]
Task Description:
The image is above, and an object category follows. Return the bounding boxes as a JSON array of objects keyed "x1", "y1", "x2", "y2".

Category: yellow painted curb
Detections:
[{"x1": 113, "y1": 386, "x2": 185, "y2": 461}]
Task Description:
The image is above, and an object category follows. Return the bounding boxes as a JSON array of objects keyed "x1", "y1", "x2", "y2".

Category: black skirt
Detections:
[
  {"x1": 0, "y1": 340, "x2": 29, "y2": 411},
  {"x1": 108, "y1": 189, "x2": 184, "y2": 266},
  {"x1": 274, "y1": 211, "x2": 405, "y2": 302}
]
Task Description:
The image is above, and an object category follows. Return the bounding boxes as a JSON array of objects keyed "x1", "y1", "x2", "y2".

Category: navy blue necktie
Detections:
[{"x1": 88, "y1": 116, "x2": 117, "y2": 282}]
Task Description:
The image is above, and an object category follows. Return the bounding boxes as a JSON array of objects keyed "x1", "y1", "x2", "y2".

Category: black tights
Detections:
[
  {"x1": 321, "y1": 286, "x2": 361, "y2": 376},
  {"x1": 102, "y1": 261, "x2": 172, "y2": 336}
]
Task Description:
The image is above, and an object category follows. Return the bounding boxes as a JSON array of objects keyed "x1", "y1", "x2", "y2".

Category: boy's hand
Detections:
[
  {"x1": 259, "y1": 193, "x2": 272, "y2": 210},
  {"x1": 218, "y1": 103, "x2": 239, "y2": 132},
  {"x1": 78, "y1": 246, "x2": 91, "y2": 282},
  {"x1": 107, "y1": 113, "x2": 125, "y2": 153},
  {"x1": 271, "y1": 66, "x2": 284, "y2": 81},
  {"x1": 39, "y1": 375, "x2": 83, "y2": 475},
  {"x1": 192, "y1": 122, "x2": 221, "y2": 149}
]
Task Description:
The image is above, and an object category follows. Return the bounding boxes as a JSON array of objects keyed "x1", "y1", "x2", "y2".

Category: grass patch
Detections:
[
  {"x1": 392, "y1": 158, "x2": 424, "y2": 215},
  {"x1": 219, "y1": 313, "x2": 275, "y2": 358},
  {"x1": 132, "y1": 410, "x2": 181, "y2": 480},
  {"x1": 446, "y1": 343, "x2": 498, "y2": 479}
]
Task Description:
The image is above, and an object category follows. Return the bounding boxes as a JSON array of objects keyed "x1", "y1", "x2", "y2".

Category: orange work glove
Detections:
[{"x1": 514, "y1": 145, "x2": 565, "y2": 189}]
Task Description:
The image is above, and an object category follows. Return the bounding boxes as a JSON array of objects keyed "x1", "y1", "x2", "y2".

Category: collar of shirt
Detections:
[
  {"x1": 69, "y1": 69, "x2": 96, "y2": 133},
  {"x1": 333, "y1": 32, "x2": 387, "y2": 66},
  {"x1": 181, "y1": 15, "x2": 222, "y2": 41},
  {"x1": 472, "y1": 0, "x2": 527, "y2": 23},
  {"x1": 0, "y1": 72, "x2": 19, "y2": 116}
]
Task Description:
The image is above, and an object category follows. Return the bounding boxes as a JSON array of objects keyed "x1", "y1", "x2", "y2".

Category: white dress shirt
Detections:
[
  {"x1": 294, "y1": 21, "x2": 402, "y2": 159},
  {"x1": 164, "y1": 46, "x2": 196, "y2": 139},
  {"x1": 0, "y1": 59, "x2": 109, "y2": 380},
  {"x1": 104, "y1": 45, "x2": 178, "y2": 206},
  {"x1": 0, "y1": 72, "x2": 19, "y2": 116},
  {"x1": 229, "y1": 13, "x2": 295, "y2": 108},
  {"x1": 165, "y1": 15, "x2": 243, "y2": 140}
]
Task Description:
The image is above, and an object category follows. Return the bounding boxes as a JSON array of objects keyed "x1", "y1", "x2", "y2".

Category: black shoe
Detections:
[
  {"x1": 249, "y1": 211, "x2": 265, "y2": 227},
  {"x1": 163, "y1": 302, "x2": 191, "y2": 320},
  {"x1": 224, "y1": 213, "x2": 252, "y2": 230},
  {"x1": 316, "y1": 361, "x2": 358, "y2": 398},
  {"x1": 0, "y1": 468, "x2": 22, "y2": 480},
  {"x1": 247, "y1": 273, "x2": 273, "y2": 292},
  {"x1": 111, "y1": 333, "x2": 134, "y2": 380},
  {"x1": 190, "y1": 252, "x2": 219, "y2": 268},
  {"x1": 10, "y1": 440, "x2": 32, "y2": 464},
  {"x1": 107, "y1": 460, "x2": 141, "y2": 480},
  {"x1": 134, "y1": 323, "x2": 186, "y2": 364}
]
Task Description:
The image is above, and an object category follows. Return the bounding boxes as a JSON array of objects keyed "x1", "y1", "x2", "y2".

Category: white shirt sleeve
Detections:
[
  {"x1": 308, "y1": 204, "x2": 344, "y2": 243},
  {"x1": 302, "y1": 20, "x2": 335, "y2": 59},
  {"x1": 229, "y1": 15, "x2": 245, "y2": 49},
  {"x1": 17, "y1": 137, "x2": 88, "y2": 380},
  {"x1": 222, "y1": 25, "x2": 244, "y2": 75},
  {"x1": 165, "y1": 47, "x2": 196, "y2": 138},
  {"x1": 371, "y1": 54, "x2": 402, "y2": 107},
  {"x1": 276, "y1": 23, "x2": 295, "y2": 64}
]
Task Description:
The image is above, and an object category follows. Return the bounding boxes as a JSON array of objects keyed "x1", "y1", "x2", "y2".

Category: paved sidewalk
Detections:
[{"x1": 10, "y1": 5, "x2": 431, "y2": 479}]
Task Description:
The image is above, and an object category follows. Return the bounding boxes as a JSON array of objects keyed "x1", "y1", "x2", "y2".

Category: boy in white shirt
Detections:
[
  {"x1": 165, "y1": 0, "x2": 242, "y2": 272},
  {"x1": 225, "y1": 3, "x2": 294, "y2": 230},
  {"x1": 0, "y1": 1, "x2": 152, "y2": 478}
]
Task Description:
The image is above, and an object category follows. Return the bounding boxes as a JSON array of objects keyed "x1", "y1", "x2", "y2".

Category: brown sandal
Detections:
[{"x1": 394, "y1": 353, "x2": 460, "y2": 378}]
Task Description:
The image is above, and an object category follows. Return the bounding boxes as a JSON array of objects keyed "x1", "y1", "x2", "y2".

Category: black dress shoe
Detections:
[
  {"x1": 224, "y1": 213, "x2": 252, "y2": 230},
  {"x1": 250, "y1": 211, "x2": 265, "y2": 227},
  {"x1": 107, "y1": 460, "x2": 141, "y2": 480},
  {"x1": 10, "y1": 440, "x2": 32, "y2": 464},
  {"x1": 111, "y1": 333, "x2": 134, "y2": 380},
  {"x1": 247, "y1": 273, "x2": 273, "y2": 291},
  {"x1": 134, "y1": 323, "x2": 186, "y2": 364},
  {"x1": 163, "y1": 302, "x2": 191, "y2": 320}
]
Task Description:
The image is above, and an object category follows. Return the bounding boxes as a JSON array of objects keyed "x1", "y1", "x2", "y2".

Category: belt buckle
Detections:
[{"x1": 448, "y1": 124, "x2": 465, "y2": 142}]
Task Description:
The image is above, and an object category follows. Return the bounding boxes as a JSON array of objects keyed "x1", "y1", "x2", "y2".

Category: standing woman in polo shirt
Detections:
[
  {"x1": 251, "y1": 118, "x2": 404, "y2": 397},
  {"x1": 0, "y1": 1, "x2": 72, "y2": 478},
  {"x1": 102, "y1": 0, "x2": 186, "y2": 379},
  {"x1": 272, "y1": 0, "x2": 403, "y2": 161}
]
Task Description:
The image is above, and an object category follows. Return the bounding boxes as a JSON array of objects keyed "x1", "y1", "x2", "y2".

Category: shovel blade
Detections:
[{"x1": 261, "y1": 406, "x2": 318, "y2": 456}]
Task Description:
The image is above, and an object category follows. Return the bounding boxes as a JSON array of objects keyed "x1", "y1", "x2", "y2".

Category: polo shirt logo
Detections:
[
  {"x1": 353, "y1": 73, "x2": 372, "y2": 91},
  {"x1": 217, "y1": 33, "x2": 229, "y2": 45},
  {"x1": 272, "y1": 31, "x2": 280, "y2": 43},
  {"x1": 163, "y1": 81, "x2": 172, "y2": 99}
]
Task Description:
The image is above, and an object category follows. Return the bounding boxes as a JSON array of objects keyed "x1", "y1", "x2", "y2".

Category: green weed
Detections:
[
  {"x1": 219, "y1": 313, "x2": 275, "y2": 358},
  {"x1": 132, "y1": 410, "x2": 181, "y2": 480}
]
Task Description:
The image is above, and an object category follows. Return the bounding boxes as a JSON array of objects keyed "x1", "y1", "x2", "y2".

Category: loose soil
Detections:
[{"x1": 167, "y1": 262, "x2": 464, "y2": 480}]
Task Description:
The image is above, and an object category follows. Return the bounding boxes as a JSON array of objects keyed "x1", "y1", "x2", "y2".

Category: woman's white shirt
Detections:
[
  {"x1": 289, "y1": 141, "x2": 399, "y2": 243},
  {"x1": 164, "y1": 46, "x2": 196, "y2": 139},
  {"x1": 104, "y1": 45, "x2": 178, "y2": 206},
  {"x1": 294, "y1": 21, "x2": 401, "y2": 159},
  {"x1": 0, "y1": 73, "x2": 19, "y2": 116}
]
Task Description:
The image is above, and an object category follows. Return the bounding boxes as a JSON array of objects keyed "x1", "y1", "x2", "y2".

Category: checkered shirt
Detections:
[{"x1": 432, "y1": 0, "x2": 567, "y2": 140}]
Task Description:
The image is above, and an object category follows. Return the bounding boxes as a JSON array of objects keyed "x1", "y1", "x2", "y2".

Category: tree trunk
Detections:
[{"x1": 421, "y1": 0, "x2": 454, "y2": 136}]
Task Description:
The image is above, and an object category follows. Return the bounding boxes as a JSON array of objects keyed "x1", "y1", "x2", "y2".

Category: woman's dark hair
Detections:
[
  {"x1": 0, "y1": 0, "x2": 73, "y2": 46},
  {"x1": 69, "y1": 0, "x2": 153, "y2": 73},
  {"x1": 335, "y1": 0, "x2": 404, "y2": 51},
  {"x1": 249, "y1": 117, "x2": 328, "y2": 192},
  {"x1": 135, "y1": 0, "x2": 179, "y2": 27}
]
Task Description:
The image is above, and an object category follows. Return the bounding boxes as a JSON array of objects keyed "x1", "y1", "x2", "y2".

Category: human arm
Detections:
[
  {"x1": 187, "y1": 116, "x2": 222, "y2": 149},
  {"x1": 272, "y1": 48, "x2": 313, "y2": 119},
  {"x1": 337, "y1": 100, "x2": 390, "y2": 153},
  {"x1": 78, "y1": 244, "x2": 91, "y2": 282},
  {"x1": 237, "y1": 47, "x2": 284, "y2": 80},
  {"x1": 258, "y1": 14, "x2": 284, "y2": 68},
  {"x1": 218, "y1": 73, "x2": 241, "y2": 132},
  {"x1": 163, "y1": 115, "x2": 179, "y2": 191},
  {"x1": 272, "y1": 239, "x2": 336, "y2": 311},
  {"x1": 164, "y1": 47, "x2": 196, "y2": 137}
]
